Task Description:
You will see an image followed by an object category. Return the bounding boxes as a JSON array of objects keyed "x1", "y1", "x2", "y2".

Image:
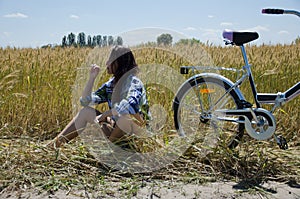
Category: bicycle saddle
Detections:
[{"x1": 223, "y1": 30, "x2": 259, "y2": 45}]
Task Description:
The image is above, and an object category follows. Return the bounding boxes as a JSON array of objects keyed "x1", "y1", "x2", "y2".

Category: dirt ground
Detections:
[{"x1": 1, "y1": 180, "x2": 300, "y2": 199}]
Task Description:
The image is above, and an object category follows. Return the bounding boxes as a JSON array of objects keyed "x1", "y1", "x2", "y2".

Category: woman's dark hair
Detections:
[{"x1": 111, "y1": 46, "x2": 138, "y2": 84}]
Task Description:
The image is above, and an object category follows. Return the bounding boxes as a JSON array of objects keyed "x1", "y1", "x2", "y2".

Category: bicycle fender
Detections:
[{"x1": 183, "y1": 73, "x2": 246, "y2": 102}]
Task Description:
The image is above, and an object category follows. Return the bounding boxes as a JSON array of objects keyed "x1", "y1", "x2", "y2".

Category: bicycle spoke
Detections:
[{"x1": 174, "y1": 77, "x2": 244, "y2": 153}]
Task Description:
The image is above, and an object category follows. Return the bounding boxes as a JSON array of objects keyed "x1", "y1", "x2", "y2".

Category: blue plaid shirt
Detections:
[{"x1": 80, "y1": 74, "x2": 149, "y2": 117}]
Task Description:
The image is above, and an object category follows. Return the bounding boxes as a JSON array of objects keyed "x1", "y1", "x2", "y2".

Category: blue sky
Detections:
[{"x1": 0, "y1": 0, "x2": 299, "y2": 48}]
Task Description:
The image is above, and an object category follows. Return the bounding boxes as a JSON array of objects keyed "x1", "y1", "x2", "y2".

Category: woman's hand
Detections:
[
  {"x1": 81, "y1": 64, "x2": 100, "y2": 101},
  {"x1": 95, "y1": 114, "x2": 106, "y2": 123},
  {"x1": 95, "y1": 109, "x2": 117, "y2": 124},
  {"x1": 95, "y1": 110, "x2": 111, "y2": 123},
  {"x1": 89, "y1": 64, "x2": 100, "y2": 80}
]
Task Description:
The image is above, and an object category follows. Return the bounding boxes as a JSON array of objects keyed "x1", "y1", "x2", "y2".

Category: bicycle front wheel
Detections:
[{"x1": 173, "y1": 75, "x2": 244, "y2": 151}]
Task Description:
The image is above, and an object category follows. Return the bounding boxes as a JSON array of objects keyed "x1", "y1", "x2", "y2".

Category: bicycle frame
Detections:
[
  {"x1": 180, "y1": 40, "x2": 299, "y2": 115},
  {"x1": 239, "y1": 45, "x2": 300, "y2": 112},
  {"x1": 180, "y1": 43, "x2": 300, "y2": 114}
]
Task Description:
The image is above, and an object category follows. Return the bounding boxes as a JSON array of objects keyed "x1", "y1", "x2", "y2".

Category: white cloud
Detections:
[
  {"x1": 184, "y1": 27, "x2": 197, "y2": 31},
  {"x1": 278, "y1": 30, "x2": 289, "y2": 35},
  {"x1": 3, "y1": 32, "x2": 11, "y2": 37},
  {"x1": 220, "y1": 22, "x2": 233, "y2": 26},
  {"x1": 208, "y1": 15, "x2": 214, "y2": 18},
  {"x1": 3, "y1": 13, "x2": 28, "y2": 18},
  {"x1": 70, "y1": 14, "x2": 79, "y2": 19},
  {"x1": 220, "y1": 22, "x2": 233, "y2": 27}
]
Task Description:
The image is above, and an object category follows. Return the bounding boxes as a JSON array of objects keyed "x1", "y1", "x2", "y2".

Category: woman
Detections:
[{"x1": 48, "y1": 46, "x2": 149, "y2": 148}]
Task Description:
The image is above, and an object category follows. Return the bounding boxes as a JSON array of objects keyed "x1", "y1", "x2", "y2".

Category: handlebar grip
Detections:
[{"x1": 262, "y1": 8, "x2": 284, "y2": 14}]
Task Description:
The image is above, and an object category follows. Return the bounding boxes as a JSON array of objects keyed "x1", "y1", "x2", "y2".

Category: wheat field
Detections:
[{"x1": 0, "y1": 44, "x2": 299, "y2": 196}]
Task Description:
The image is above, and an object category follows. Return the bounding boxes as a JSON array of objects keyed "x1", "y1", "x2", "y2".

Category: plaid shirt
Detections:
[{"x1": 80, "y1": 74, "x2": 149, "y2": 117}]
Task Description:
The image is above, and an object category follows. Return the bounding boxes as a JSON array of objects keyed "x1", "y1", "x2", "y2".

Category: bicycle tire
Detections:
[{"x1": 173, "y1": 75, "x2": 245, "y2": 150}]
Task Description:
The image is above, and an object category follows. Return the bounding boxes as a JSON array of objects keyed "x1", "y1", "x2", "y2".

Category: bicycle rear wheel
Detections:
[{"x1": 173, "y1": 76, "x2": 244, "y2": 152}]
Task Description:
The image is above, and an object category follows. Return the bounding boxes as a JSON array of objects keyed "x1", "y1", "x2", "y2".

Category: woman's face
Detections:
[{"x1": 106, "y1": 61, "x2": 118, "y2": 75}]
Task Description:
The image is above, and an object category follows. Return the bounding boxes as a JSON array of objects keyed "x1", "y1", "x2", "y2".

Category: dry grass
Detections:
[{"x1": 0, "y1": 44, "x2": 299, "y2": 197}]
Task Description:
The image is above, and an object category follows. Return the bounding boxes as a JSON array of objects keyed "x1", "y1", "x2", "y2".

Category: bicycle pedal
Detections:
[{"x1": 277, "y1": 135, "x2": 288, "y2": 150}]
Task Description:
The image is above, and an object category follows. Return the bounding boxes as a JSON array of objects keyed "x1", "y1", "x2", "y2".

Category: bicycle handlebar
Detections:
[
  {"x1": 262, "y1": 9, "x2": 284, "y2": 14},
  {"x1": 262, "y1": 8, "x2": 300, "y2": 18}
]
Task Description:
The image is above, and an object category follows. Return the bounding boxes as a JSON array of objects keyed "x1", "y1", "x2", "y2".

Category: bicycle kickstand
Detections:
[{"x1": 273, "y1": 134, "x2": 288, "y2": 150}]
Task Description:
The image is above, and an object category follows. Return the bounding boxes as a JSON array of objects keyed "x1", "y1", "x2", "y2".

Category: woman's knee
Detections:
[
  {"x1": 116, "y1": 115, "x2": 132, "y2": 134},
  {"x1": 77, "y1": 106, "x2": 100, "y2": 123},
  {"x1": 116, "y1": 114, "x2": 145, "y2": 135}
]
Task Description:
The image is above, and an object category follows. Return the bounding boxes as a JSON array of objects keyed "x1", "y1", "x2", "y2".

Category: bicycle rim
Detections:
[{"x1": 174, "y1": 77, "x2": 244, "y2": 154}]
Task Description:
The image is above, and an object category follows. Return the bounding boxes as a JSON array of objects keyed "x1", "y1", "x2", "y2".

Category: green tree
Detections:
[
  {"x1": 102, "y1": 36, "x2": 107, "y2": 46},
  {"x1": 157, "y1": 33, "x2": 173, "y2": 46},
  {"x1": 175, "y1": 38, "x2": 202, "y2": 46},
  {"x1": 87, "y1": 35, "x2": 92, "y2": 47},
  {"x1": 62, "y1": 36, "x2": 67, "y2": 47},
  {"x1": 77, "y1": 32, "x2": 86, "y2": 47},
  {"x1": 115, "y1": 36, "x2": 123, "y2": 45},
  {"x1": 108, "y1": 36, "x2": 114, "y2": 46},
  {"x1": 67, "y1": 32, "x2": 76, "y2": 46},
  {"x1": 92, "y1": 36, "x2": 97, "y2": 47},
  {"x1": 96, "y1": 35, "x2": 102, "y2": 46}
]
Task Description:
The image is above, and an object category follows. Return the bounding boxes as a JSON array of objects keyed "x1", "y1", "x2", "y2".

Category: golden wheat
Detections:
[{"x1": 0, "y1": 44, "x2": 299, "y2": 144}]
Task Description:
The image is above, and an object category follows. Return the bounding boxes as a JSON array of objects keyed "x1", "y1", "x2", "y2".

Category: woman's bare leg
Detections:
[
  {"x1": 48, "y1": 106, "x2": 100, "y2": 148},
  {"x1": 100, "y1": 121, "x2": 114, "y2": 138},
  {"x1": 109, "y1": 125, "x2": 126, "y2": 142},
  {"x1": 108, "y1": 114, "x2": 146, "y2": 142}
]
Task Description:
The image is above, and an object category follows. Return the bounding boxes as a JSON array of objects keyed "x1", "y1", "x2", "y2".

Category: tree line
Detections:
[
  {"x1": 58, "y1": 32, "x2": 203, "y2": 48},
  {"x1": 49, "y1": 32, "x2": 300, "y2": 49},
  {"x1": 61, "y1": 32, "x2": 123, "y2": 47}
]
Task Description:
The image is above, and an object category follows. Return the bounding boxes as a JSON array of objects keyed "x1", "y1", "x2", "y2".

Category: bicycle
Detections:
[{"x1": 173, "y1": 8, "x2": 300, "y2": 151}]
